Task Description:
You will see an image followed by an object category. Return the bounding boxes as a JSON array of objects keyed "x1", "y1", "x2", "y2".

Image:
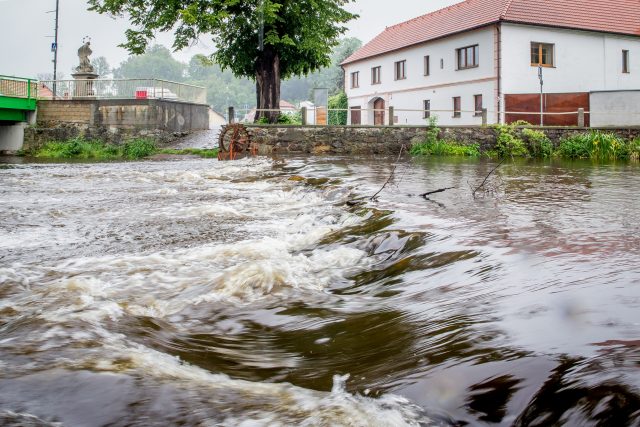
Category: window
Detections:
[
  {"x1": 623, "y1": 50, "x2": 630, "y2": 73},
  {"x1": 453, "y1": 97, "x2": 461, "y2": 118},
  {"x1": 372, "y1": 66, "x2": 381, "y2": 84},
  {"x1": 474, "y1": 95, "x2": 483, "y2": 116},
  {"x1": 457, "y1": 45, "x2": 479, "y2": 69},
  {"x1": 424, "y1": 56, "x2": 430, "y2": 76},
  {"x1": 440, "y1": 58, "x2": 444, "y2": 69},
  {"x1": 531, "y1": 42, "x2": 554, "y2": 67},
  {"x1": 394, "y1": 60, "x2": 406, "y2": 80},
  {"x1": 350, "y1": 71, "x2": 359, "y2": 88},
  {"x1": 423, "y1": 100, "x2": 431, "y2": 119}
]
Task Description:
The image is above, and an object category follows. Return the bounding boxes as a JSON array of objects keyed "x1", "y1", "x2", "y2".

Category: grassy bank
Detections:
[
  {"x1": 20, "y1": 138, "x2": 218, "y2": 160},
  {"x1": 411, "y1": 118, "x2": 640, "y2": 161}
]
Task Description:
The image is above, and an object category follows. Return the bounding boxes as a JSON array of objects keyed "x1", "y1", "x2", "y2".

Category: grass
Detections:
[
  {"x1": 21, "y1": 138, "x2": 218, "y2": 160},
  {"x1": 410, "y1": 140, "x2": 480, "y2": 157},
  {"x1": 557, "y1": 131, "x2": 637, "y2": 161}
]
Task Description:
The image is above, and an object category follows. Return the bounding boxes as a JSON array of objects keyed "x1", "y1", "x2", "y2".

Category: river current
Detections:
[{"x1": 0, "y1": 155, "x2": 639, "y2": 426}]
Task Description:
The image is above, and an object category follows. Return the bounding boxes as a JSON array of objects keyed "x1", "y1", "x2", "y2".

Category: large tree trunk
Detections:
[{"x1": 255, "y1": 46, "x2": 281, "y2": 123}]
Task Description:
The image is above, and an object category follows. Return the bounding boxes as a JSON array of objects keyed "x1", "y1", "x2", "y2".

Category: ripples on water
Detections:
[{"x1": 0, "y1": 156, "x2": 639, "y2": 426}]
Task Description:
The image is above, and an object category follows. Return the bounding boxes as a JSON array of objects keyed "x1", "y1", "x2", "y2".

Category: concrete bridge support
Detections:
[{"x1": 0, "y1": 123, "x2": 26, "y2": 153}]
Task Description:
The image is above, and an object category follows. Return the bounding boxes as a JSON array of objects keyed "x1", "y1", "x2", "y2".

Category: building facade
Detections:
[{"x1": 341, "y1": 0, "x2": 640, "y2": 126}]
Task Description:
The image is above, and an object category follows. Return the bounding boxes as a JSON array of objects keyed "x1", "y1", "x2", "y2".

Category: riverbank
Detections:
[
  {"x1": 18, "y1": 137, "x2": 218, "y2": 160},
  {"x1": 245, "y1": 123, "x2": 640, "y2": 159}
]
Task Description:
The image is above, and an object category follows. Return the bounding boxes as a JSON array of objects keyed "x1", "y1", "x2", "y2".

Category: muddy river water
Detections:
[{"x1": 0, "y1": 155, "x2": 639, "y2": 426}]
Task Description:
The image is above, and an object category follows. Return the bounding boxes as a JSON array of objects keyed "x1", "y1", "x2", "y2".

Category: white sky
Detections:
[{"x1": 0, "y1": 0, "x2": 461, "y2": 78}]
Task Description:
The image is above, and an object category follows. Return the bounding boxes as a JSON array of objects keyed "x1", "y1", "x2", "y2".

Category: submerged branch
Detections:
[
  {"x1": 472, "y1": 159, "x2": 505, "y2": 198},
  {"x1": 370, "y1": 144, "x2": 406, "y2": 201}
]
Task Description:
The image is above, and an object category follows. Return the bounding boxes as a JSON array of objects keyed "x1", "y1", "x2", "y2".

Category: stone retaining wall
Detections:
[
  {"x1": 245, "y1": 125, "x2": 640, "y2": 154},
  {"x1": 24, "y1": 99, "x2": 209, "y2": 149}
]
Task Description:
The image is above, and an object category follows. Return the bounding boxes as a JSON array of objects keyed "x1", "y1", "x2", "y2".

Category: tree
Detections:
[
  {"x1": 91, "y1": 56, "x2": 111, "y2": 78},
  {"x1": 87, "y1": 0, "x2": 357, "y2": 122},
  {"x1": 186, "y1": 54, "x2": 255, "y2": 113},
  {"x1": 113, "y1": 45, "x2": 186, "y2": 81}
]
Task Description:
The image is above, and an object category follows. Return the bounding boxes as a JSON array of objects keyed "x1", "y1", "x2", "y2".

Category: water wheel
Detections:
[{"x1": 218, "y1": 123, "x2": 254, "y2": 160}]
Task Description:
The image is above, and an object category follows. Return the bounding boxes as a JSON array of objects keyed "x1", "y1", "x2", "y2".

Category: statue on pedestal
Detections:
[
  {"x1": 71, "y1": 37, "x2": 99, "y2": 98},
  {"x1": 75, "y1": 38, "x2": 95, "y2": 74}
]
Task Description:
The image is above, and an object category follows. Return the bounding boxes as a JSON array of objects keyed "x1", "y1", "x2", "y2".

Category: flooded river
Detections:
[{"x1": 0, "y1": 155, "x2": 639, "y2": 426}]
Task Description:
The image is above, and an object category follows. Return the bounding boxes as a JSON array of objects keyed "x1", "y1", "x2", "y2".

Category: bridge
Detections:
[{"x1": 0, "y1": 75, "x2": 38, "y2": 152}]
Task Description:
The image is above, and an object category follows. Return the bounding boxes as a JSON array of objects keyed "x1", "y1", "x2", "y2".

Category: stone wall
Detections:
[
  {"x1": 245, "y1": 125, "x2": 640, "y2": 154},
  {"x1": 24, "y1": 99, "x2": 209, "y2": 149}
]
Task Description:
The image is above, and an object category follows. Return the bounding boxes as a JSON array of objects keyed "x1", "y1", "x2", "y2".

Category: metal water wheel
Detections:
[{"x1": 218, "y1": 123, "x2": 255, "y2": 160}]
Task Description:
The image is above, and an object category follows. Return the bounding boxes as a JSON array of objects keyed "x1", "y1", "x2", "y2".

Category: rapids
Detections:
[{"x1": 0, "y1": 155, "x2": 639, "y2": 426}]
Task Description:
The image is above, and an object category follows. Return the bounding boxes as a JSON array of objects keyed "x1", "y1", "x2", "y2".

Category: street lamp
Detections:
[{"x1": 538, "y1": 65, "x2": 544, "y2": 126}]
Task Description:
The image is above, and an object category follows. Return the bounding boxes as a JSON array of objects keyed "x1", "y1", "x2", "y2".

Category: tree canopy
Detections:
[
  {"x1": 88, "y1": 0, "x2": 357, "y2": 121},
  {"x1": 113, "y1": 45, "x2": 185, "y2": 81}
]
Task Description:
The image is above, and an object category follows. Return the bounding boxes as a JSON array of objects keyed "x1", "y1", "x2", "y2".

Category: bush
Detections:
[
  {"x1": 410, "y1": 117, "x2": 479, "y2": 157},
  {"x1": 522, "y1": 128, "x2": 553, "y2": 158},
  {"x1": 328, "y1": 92, "x2": 348, "y2": 125},
  {"x1": 493, "y1": 123, "x2": 529, "y2": 157},
  {"x1": 277, "y1": 112, "x2": 302, "y2": 125},
  {"x1": 558, "y1": 131, "x2": 627, "y2": 160},
  {"x1": 122, "y1": 138, "x2": 156, "y2": 159}
]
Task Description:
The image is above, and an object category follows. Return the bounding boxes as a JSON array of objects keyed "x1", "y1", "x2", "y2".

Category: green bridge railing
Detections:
[{"x1": 0, "y1": 75, "x2": 38, "y2": 122}]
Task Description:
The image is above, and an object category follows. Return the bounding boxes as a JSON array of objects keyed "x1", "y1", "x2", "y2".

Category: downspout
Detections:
[{"x1": 496, "y1": 23, "x2": 503, "y2": 124}]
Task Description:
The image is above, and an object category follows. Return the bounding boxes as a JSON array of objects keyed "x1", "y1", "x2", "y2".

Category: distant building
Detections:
[
  {"x1": 341, "y1": 0, "x2": 640, "y2": 126},
  {"x1": 243, "y1": 100, "x2": 298, "y2": 122}
]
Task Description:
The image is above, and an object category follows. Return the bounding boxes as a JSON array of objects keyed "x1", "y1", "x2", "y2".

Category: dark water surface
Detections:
[{"x1": 0, "y1": 155, "x2": 639, "y2": 426}]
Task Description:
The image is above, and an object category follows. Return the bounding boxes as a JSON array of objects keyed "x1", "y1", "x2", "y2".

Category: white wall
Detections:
[
  {"x1": 344, "y1": 27, "x2": 497, "y2": 125},
  {"x1": 501, "y1": 23, "x2": 640, "y2": 95},
  {"x1": 590, "y1": 91, "x2": 640, "y2": 127}
]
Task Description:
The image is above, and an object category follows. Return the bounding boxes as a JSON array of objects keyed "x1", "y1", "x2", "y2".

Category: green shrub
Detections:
[
  {"x1": 558, "y1": 131, "x2": 627, "y2": 160},
  {"x1": 277, "y1": 112, "x2": 302, "y2": 125},
  {"x1": 328, "y1": 92, "x2": 348, "y2": 125},
  {"x1": 629, "y1": 138, "x2": 640, "y2": 161},
  {"x1": 522, "y1": 128, "x2": 553, "y2": 158},
  {"x1": 122, "y1": 138, "x2": 156, "y2": 159},
  {"x1": 493, "y1": 123, "x2": 528, "y2": 157},
  {"x1": 411, "y1": 118, "x2": 479, "y2": 156}
]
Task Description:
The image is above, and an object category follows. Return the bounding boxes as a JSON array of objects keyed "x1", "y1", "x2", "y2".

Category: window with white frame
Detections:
[{"x1": 372, "y1": 66, "x2": 381, "y2": 84}]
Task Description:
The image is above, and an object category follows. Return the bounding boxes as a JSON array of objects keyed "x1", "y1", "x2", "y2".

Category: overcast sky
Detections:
[{"x1": 0, "y1": 0, "x2": 461, "y2": 79}]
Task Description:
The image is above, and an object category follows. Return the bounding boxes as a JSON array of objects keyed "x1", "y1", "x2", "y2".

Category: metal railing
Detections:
[
  {"x1": 227, "y1": 106, "x2": 640, "y2": 127},
  {"x1": 0, "y1": 75, "x2": 38, "y2": 99},
  {"x1": 38, "y1": 79, "x2": 207, "y2": 104}
]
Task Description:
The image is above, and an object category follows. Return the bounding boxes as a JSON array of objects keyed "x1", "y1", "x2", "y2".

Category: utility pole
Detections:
[
  {"x1": 52, "y1": 0, "x2": 60, "y2": 98},
  {"x1": 538, "y1": 65, "x2": 544, "y2": 126}
]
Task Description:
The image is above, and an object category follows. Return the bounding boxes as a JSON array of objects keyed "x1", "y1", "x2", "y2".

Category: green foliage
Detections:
[
  {"x1": 88, "y1": 0, "x2": 356, "y2": 97},
  {"x1": 410, "y1": 140, "x2": 480, "y2": 157},
  {"x1": 522, "y1": 128, "x2": 553, "y2": 158},
  {"x1": 113, "y1": 45, "x2": 186, "y2": 81},
  {"x1": 157, "y1": 148, "x2": 219, "y2": 158},
  {"x1": 493, "y1": 123, "x2": 529, "y2": 157},
  {"x1": 629, "y1": 138, "x2": 640, "y2": 161},
  {"x1": 558, "y1": 131, "x2": 629, "y2": 160},
  {"x1": 328, "y1": 91, "x2": 348, "y2": 125},
  {"x1": 122, "y1": 139, "x2": 157, "y2": 159},
  {"x1": 91, "y1": 56, "x2": 112, "y2": 78},
  {"x1": 25, "y1": 138, "x2": 220, "y2": 160},
  {"x1": 277, "y1": 112, "x2": 302, "y2": 125},
  {"x1": 424, "y1": 116, "x2": 440, "y2": 145},
  {"x1": 411, "y1": 117, "x2": 479, "y2": 157}
]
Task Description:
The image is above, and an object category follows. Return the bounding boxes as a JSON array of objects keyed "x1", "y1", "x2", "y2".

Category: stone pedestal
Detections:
[{"x1": 71, "y1": 73, "x2": 99, "y2": 98}]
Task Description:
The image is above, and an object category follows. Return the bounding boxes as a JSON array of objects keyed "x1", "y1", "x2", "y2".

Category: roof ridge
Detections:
[
  {"x1": 385, "y1": 0, "x2": 472, "y2": 31},
  {"x1": 500, "y1": 0, "x2": 516, "y2": 19}
]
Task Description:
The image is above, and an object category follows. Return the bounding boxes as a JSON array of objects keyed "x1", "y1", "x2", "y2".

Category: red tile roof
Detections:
[{"x1": 342, "y1": 0, "x2": 640, "y2": 65}]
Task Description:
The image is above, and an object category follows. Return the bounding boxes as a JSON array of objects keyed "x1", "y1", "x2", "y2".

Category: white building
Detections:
[{"x1": 341, "y1": 0, "x2": 640, "y2": 126}]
